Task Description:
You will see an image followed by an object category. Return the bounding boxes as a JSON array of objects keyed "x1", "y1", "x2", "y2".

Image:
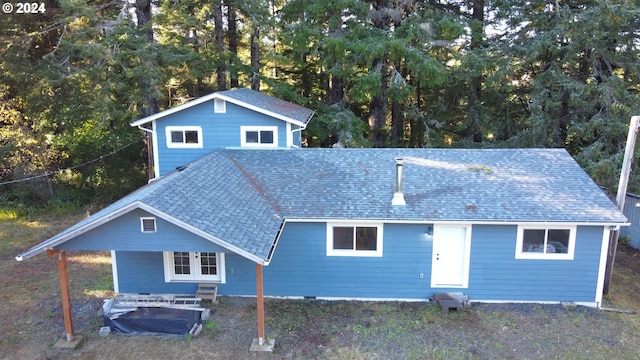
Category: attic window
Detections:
[
  {"x1": 166, "y1": 126, "x2": 203, "y2": 148},
  {"x1": 240, "y1": 126, "x2": 278, "y2": 147},
  {"x1": 140, "y1": 217, "x2": 156, "y2": 233},
  {"x1": 214, "y1": 98, "x2": 226, "y2": 113}
]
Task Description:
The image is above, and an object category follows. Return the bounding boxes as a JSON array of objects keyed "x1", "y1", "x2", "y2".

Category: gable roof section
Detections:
[
  {"x1": 223, "y1": 148, "x2": 627, "y2": 224},
  {"x1": 16, "y1": 151, "x2": 283, "y2": 264},
  {"x1": 130, "y1": 88, "x2": 314, "y2": 127},
  {"x1": 17, "y1": 147, "x2": 627, "y2": 263}
]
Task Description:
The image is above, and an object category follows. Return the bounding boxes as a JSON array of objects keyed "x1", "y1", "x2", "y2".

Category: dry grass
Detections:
[{"x1": 1, "y1": 211, "x2": 640, "y2": 360}]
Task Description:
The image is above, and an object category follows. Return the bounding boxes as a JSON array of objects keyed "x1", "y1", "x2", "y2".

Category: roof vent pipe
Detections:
[{"x1": 392, "y1": 158, "x2": 406, "y2": 206}]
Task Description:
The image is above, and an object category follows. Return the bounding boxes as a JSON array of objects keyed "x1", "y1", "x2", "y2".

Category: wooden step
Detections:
[
  {"x1": 433, "y1": 292, "x2": 469, "y2": 314},
  {"x1": 196, "y1": 284, "x2": 218, "y2": 304}
]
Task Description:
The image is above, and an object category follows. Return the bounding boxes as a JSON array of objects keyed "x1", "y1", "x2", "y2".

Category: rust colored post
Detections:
[
  {"x1": 48, "y1": 250, "x2": 75, "y2": 341},
  {"x1": 256, "y1": 263, "x2": 265, "y2": 345}
]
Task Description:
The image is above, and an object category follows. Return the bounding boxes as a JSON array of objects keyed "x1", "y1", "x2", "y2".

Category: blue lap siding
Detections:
[
  {"x1": 467, "y1": 225, "x2": 604, "y2": 303},
  {"x1": 73, "y1": 213, "x2": 605, "y2": 303},
  {"x1": 155, "y1": 101, "x2": 297, "y2": 176},
  {"x1": 57, "y1": 209, "x2": 229, "y2": 253},
  {"x1": 261, "y1": 222, "x2": 432, "y2": 299}
]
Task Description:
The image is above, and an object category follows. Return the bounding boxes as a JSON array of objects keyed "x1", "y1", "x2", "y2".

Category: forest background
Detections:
[{"x1": 1, "y1": 0, "x2": 639, "y2": 209}]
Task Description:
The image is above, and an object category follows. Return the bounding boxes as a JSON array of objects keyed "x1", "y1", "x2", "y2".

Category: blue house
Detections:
[
  {"x1": 16, "y1": 88, "x2": 628, "y2": 347},
  {"x1": 129, "y1": 87, "x2": 314, "y2": 177}
]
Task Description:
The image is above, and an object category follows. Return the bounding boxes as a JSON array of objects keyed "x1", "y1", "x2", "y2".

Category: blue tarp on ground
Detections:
[{"x1": 104, "y1": 307, "x2": 201, "y2": 336}]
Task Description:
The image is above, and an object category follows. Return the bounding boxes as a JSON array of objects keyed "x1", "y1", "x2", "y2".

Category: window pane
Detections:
[
  {"x1": 260, "y1": 130, "x2": 274, "y2": 144},
  {"x1": 355, "y1": 227, "x2": 377, "y2": 250},
  {"x1": 547, "y1": 229, "x2": 570, "y2": 254},
  {"x1": 333, "y1": 227, "x2": 354, "y2": 250},
  {"x1": 522, "y1": 229, "x2": 545, "y2": 253},
  {"x1": 173, "y1": 252, "x2": 190, "y2": 275},
  {"x1": 246, "y1": 131, "x2": 259, "y2": 143},
  {"x1": 200, "y1": 252, "x2": 217, "y2": 275},
  {"x1": 184, "y1": 130, "x2": 199, "y2": 144},
  {"x1": 171, "y1": 131, "x2": 184, "y2": 143}
]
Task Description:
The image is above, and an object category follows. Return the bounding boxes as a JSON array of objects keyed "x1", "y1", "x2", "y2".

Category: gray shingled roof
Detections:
[
  {"x1": 224, "y1": 148, "x2": 627, "y2": 223},
  {"x1": 16, "y1": 148, "x2": 626, "y2": 263},
  {"x1": 217, "y1": 88, "x2": 314, "y2": 125},
  {"x1": 16, "y1": 151, "x2": 283, "y2": 263}
]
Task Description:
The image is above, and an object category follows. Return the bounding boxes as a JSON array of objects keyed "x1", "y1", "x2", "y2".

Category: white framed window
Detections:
[
  {"x1": 515, "y1": 225, "x2": 576, "y2": 260},
  {"x1": 326, "y1": 222, "x2": 383, "y2": 257},
  {"x1": 165, "y1": 126, "x2": 203, "y2": 148},
  {"x1": 140, "y1": 217, "x2": 156, "y2": 233},
  {"x1": 240, "y1": 126, "x2": 278, "y2": 148},
  {"x1": 214, "y1": 98, "x2": 226, "y2": 113},
  {"x1": 163, "y1": 252, "x2": 226, "y2": 283}
]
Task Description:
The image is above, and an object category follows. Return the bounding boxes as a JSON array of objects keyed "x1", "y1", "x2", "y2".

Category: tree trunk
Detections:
[
  {"x1": 134, "y1": 0, "x2": 159, "y2": 117},
  {"x1": 368, "y1": 57, "x2": 389, "y2": 147},
  {"x1": 251, "y1": 26, "x2": 261, "y2": 91},
  {"x1": 466, "y1": 0, "x2": 485, "y2": 142},
  {"x1": 227, "y1": 1, "x2": 239, "y2": 88},
  {"x1": 214, "y1": 0, "x2": 226, "y2": 91},
  {"x1": 329, "y1": 71, "x2": 344, "y2": 105}
]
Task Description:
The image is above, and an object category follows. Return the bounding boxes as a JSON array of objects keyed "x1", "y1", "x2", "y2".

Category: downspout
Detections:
[
  {"x1": 290, "y1": 112, "x2": 314, "y2": 148},
  {"x1": 290, "y1": 125, "x2": 307, "y2": 148}
]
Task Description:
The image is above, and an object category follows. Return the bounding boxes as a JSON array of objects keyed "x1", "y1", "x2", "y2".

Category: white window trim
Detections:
[
  {"x1": 163, "y1": 252, "x2": 226, "y2": 283},
  {"x1": 515, "y1": 225, "x2": 576, "y2": 260},
  {"x1": 326, "y1": 222, "x2": 383, "y2": 257},
  {"x1": 140, "y1": 217, "x2": 156, "y2": 233},
  {"x1": 165, "y1": 126, "x2": 203, "y2": 149},
  {"x1": 214, "y1": 98, "x2": 226, "y2": 113},
  {"x1": 240, "y1": 126, "x2": 278, "y2": 148}
]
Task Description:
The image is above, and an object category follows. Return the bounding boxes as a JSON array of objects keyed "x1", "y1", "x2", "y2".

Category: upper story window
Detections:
[
  {"x1": 240, "y1": 126, "x2": 278, "y2": 148},
  {"x1": 326, "y1": 222, "x2": 383, "y2": 257},
  {"x1": 166, "y1": 126, "x2": 203, "y2": 148},
  {"x1": 214, "y1": 98, "x2": 226, "y2": 113},
  {"x1": 515, "y1": 225, "x2": 576, "y2": 260}
]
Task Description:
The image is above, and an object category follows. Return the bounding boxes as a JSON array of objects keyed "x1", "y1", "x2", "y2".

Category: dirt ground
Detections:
[{"x1": 2, "y1": 214, "x2": 640, "y2": 360}]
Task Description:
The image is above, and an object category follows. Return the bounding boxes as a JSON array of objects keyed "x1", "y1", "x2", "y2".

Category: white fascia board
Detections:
[
  {"x1": 130, "y1": 92, "x2": 313, "y2": 128},
  {"x1": 16, "y1": 201, "x2": 268, "y2": 265},
  {"x1": 130, "y1": 93, "x2": 219, "y2": 127},
  {"x1": 15, "y1": 202, "x2": 142, "y2": 261},
  {"x1": 213, "y1": 94, "x2": 310, "y2": 127},
  {"x1": 282, "y1": 218, "x2": 629, "y2": 227},
  {"x1": 136, "y1": 203, "x2": 267, "y2": 265}
]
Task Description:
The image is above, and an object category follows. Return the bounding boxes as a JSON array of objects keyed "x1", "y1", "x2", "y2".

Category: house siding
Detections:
[
  {"x1": 113, "y1": 222, "x2": 605, "y2": 303},
  {"x1": 466, "y1": 225, "x2": 603, "y2": 303},
  {"x1": 58, "y1": 209, "x2": 229, "y2": 253},
  {"x1": 621, "y1": 193, "x2": 640, "y2": 249},
  {"x1": 115, "y1": 251, "x2": 256, "y2": 294},
  {"x1": 155, "y1": 101, "x2": 291, "y2": 175},
  {"x1": 263, "y1": 222, "x2": 432, "y2": 299}
]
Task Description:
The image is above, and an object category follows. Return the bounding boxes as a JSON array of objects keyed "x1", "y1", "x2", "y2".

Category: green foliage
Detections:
[{"x1": 1, "y1": 0, "x2": 639, "y2": 205}]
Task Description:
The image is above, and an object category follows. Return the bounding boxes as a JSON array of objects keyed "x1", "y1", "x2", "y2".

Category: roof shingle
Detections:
[{"x1": 17, "y1": 147, "x2": 626, "y2": 263}]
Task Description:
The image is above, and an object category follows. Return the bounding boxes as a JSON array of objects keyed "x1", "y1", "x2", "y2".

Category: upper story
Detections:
[{"x1": 131, "y1": 88, "x2": 315, "y2": 178}]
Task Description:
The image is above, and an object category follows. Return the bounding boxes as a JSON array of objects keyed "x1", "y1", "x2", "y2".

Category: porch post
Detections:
[
  {"x1": 250, "y1": 263, "x2": 274, "y2": 352},
  {"x1": 256, "y1": 263, "x2": 265, "y2": 345},
  {"x1": 47, "y1": 250, "x2": 75, "y2": 341}
]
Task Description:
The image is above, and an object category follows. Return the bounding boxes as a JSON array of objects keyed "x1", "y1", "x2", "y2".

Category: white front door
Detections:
[{"x1": 431, "y1": 225, "x2": 471, "y2": 288}]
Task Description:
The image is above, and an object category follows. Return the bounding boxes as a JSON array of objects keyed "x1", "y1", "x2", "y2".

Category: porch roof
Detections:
[{"x1": 15, "y1": 150, "x2": 283, "y2": 264}]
